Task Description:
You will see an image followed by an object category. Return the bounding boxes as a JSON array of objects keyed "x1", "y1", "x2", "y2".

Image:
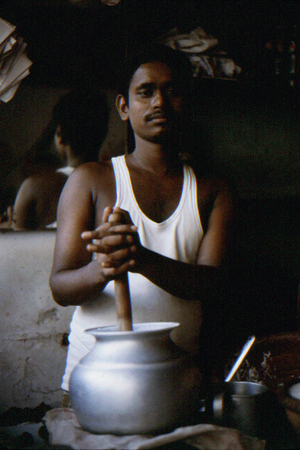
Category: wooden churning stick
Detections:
[{"x1": 108, "y1": 211, "x2": 133, "y2": 331}]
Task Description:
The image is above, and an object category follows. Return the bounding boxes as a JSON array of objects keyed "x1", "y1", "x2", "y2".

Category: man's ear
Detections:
[
  {"x1": 55, "y1": 125, "x2": 63, "y2": 143},
  {"x1": 116, "y1": 94, "x2": 129, "y2": 121}
]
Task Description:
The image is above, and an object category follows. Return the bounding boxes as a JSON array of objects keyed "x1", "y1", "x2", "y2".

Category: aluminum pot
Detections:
[{"x1": 69, "y1": 322, "x2": 202, "y2": 435}]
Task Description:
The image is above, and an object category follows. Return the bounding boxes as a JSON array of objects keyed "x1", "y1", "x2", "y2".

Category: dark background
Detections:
[{"x1": 1, "y1": 0, "x2": 300, "y2": 87}]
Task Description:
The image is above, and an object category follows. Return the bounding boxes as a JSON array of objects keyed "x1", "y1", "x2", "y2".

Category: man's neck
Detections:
[
  {"x1": 130, "y1": 137, "x2": 181, "y2": 175},
  {"x1": 66, "y1": 147, "x2": 85, "y2": 168}
]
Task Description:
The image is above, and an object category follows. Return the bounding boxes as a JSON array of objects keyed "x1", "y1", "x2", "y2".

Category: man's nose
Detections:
[{"x1": 152, "y1": 90, "x2": 165, "y2": 107}]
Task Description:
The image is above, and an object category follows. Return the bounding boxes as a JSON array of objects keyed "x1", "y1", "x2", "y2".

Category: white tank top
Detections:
[
  {"x1": 113, "y1": 155, "x2": 203, "y2": 262},
  {"x1": 62, "y1": 155, "x2": 204, "y2": 390}
]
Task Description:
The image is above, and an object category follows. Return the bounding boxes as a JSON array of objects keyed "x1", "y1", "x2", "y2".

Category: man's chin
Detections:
[
  {"x1": 150, "y1": 135, "x2": 170, "y2": 145},
  {"x1": 149, "y1": 127, "x2": 174, "y2": 143}
]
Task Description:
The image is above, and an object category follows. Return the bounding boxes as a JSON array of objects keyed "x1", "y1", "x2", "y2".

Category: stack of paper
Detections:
[{"x1": 0, "y1": 17, "x2": 32, "y2": 103}]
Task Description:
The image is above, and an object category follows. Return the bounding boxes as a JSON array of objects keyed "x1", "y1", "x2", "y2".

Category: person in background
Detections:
[
  {"x1": 0, "y1": 140, "x2": 18, "y2": 228},
  {"x1": 50, "y1": 44, "x2": 236, "y2": 402},
  {"x1": 12, "y1": 88, "x2": 109, "y2": 230}
]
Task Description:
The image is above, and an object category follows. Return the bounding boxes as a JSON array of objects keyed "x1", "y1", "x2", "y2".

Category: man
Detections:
[
  {"x1": 12, "y1": 88, "x2": 109, "y2": 230},
  {"x1": 50, "y1": 44, "x2": 235, "y2": 396}
]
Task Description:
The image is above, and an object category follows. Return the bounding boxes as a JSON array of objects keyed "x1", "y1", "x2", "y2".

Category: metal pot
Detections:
[
  {"x1": 210, "y1": 381, "x2": 269, "y2": 437},
  {"x1": 69, "y1": 322, "x2": 202, "y2": 435}
]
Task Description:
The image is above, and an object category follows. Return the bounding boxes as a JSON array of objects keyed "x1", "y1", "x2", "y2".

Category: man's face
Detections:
[{"x1": 124, "y1": 61, "x2": 186, "y2": 144}]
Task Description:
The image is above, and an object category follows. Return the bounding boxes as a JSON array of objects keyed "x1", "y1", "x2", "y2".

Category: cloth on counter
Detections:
[
  {"x1": 44, "y1": 408, "x2": 266, "y2": 450},
  {"x1": 157, "y1": 27, "x2": 242, "y2": 80}
]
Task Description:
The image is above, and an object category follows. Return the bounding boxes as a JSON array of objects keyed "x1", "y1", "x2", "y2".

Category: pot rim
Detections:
[{"x1": 85, "y1": 321, "x2": 180, "y2": 337}]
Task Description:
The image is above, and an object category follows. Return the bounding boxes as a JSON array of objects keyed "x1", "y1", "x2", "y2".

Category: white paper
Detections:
[
  {"x1": 0, "y1": 17, "x2": 31, "y2": 102},
  {"x1": 0, "y1": 17, "x2": 15, "y2": 45},
  {"x1": 0, "y1": 52, "x2": 32, "y2": 91},
  {"x1": 0, "y1": 81, "x2": 20, "y2": 102},
  {"x1": 0, "y1": 37, "x2": 25, "y2": 75}
]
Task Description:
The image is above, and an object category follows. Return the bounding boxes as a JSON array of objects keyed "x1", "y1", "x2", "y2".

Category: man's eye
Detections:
[
  {"x1": 138, "y1": 89, "x2": 152, "y2": 97},
  {"x1": 166, "y1": 87, "x2": 181, "y2": 97}
]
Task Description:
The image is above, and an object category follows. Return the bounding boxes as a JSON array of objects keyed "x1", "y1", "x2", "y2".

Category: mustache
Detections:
[{"x1": 145, "y1": 111, "x2": 168, "y2": 121}]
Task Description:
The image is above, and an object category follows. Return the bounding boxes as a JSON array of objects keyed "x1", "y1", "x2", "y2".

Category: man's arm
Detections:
[
  {"x1": 49, "y1": 163, "x2": 137, "y2": 307},
  {"x1": 133, "y1": 178, "x2": 235, "y2": 300}
]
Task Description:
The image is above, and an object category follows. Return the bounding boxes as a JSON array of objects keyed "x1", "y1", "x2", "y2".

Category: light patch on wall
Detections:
[{"x1": 37, "y1": 308, "x2": 59, "y2": 326}]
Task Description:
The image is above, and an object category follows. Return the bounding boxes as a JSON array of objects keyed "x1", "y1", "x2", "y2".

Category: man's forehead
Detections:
[{"x1": 130, "y1": 62, "x2": 178, "y2": 88}]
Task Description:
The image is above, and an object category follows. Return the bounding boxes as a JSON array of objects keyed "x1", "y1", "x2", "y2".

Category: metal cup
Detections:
[{"x1": 211, "y1": 381, "x2": 269, "y2": 437}]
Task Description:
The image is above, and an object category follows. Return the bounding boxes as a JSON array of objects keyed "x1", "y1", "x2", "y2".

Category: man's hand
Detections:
[{"x1": 81, "y1": 206, "x2": 139, "y2": 278}]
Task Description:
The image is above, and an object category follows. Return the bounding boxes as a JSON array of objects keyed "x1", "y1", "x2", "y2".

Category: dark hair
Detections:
[
  {"x1": 22, "y1": 88, "x2": 109, "y2": 177},
  {"x1": 52, "y1": 88, "x2": 109, "y2": 161},
  {"x1": 118, "y1": 43, "x2": 194, "y2": 102}
]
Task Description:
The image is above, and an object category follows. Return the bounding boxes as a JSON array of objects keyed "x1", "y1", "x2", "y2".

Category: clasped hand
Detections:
[{"x1": 81, "y1": 206, "x2": 139, "y2": 278}]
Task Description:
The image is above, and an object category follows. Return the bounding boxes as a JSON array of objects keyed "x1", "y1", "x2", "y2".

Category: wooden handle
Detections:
[
  {"x1": 114, "y1": 273, "x2": 133, "y2": 331},
  {"x1": 108, "y1": 212, "x2": 133, "y2": 331}
]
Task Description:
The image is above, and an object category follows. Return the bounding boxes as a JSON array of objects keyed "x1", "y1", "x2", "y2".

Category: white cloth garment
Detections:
[
  {"x1": 56, "y1": 165, "x2": 75, "y2": 177},
  {"x1": 44, "y1": 408, "x2": 266, "y2": 450}
]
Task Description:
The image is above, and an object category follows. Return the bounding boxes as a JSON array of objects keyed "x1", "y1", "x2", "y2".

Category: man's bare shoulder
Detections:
[
  {"x1": 62, "y1": 160, "x2": 116, "y2": 208},
  {"x1": 193, "y1": 169, "x2": 237, "y2": 233},
  {"x1": 56, "y1": 159, "x2": 117, "y2": 230},
  {"x1": 195, "y1": 171, "x2": 236, "y2": 203},
  {"x1": 71, "y1": 160, "x2": 113, "y2": 182},
  {"x1": 17, "y1": 170, "x2": 67, "y2": 198}
]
